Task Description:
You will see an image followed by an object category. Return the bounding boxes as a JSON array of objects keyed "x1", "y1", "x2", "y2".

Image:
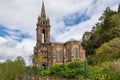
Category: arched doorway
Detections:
[{"x1": 41, "y1": 64, "x2": 47, "y2": 70}]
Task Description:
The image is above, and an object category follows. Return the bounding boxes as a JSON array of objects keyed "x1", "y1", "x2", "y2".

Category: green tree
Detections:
[
  {"x1": 49, "y1": 64, "x2": 63, "y2": 77},
  {"x1": 82, "y1": 5, "x2": 120, "y2": 64},
  {"x1": 96, "y1": 37, "x2": 120, "y2": 62},
  {"x1": 0, "y1": 56, "x2": 25, "y2": 80},
  {"x1": 118, "y1": 3, "x2": 120, "y2": 13}
]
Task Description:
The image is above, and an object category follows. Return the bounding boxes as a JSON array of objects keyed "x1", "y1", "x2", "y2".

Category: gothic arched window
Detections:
[
  {"x1": 42, "y1": 29, "x2": 45, "y2": 43},
  {"x1": 60, "y1": 51, "x2": 63, "y2": 61},
  {"x1": 56, "y1": 51, "x2": 61, "y2": 62},
  {"x1": 56, "y1": 51, "x2": 59, "y2": 61},
  {"x1": 67, "y1": 49, "x2": 71, "y2": 60},
  {"x1": 80, "y1": 52, "x2": 83, "y2": 58},
  {"x1": 75, "y1": 48, "x2": 78, "y2": 59}
]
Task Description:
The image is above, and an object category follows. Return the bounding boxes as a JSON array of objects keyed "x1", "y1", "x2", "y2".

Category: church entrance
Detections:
[{"x1": 42, "y1": 64, "x2": 47, "y2": 70}]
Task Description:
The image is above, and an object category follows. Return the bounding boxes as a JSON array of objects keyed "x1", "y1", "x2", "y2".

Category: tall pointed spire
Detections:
[{"x1": 41, "y1": 1, "x2": 46, "y2": 18}]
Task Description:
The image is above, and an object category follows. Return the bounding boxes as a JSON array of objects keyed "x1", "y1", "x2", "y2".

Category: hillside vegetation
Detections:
[{"x1": 82, "y1": 4, "x2": 120, "y2": 64}]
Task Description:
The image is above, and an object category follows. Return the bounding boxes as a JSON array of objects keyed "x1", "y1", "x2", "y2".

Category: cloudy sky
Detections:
[{"x1": 0, "y1": 0, "x2": 119, "y2": 65}]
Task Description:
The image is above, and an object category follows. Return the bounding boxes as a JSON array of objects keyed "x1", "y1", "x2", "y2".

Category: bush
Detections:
[{"x1": 41, "y1": 70, "x2": 49, "y2": 77}]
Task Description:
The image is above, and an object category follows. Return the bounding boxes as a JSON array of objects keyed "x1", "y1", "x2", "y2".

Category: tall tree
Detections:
[
  {"x1": 82, "y1": 5, "x2": 120, "y2": 58},
  {"x1": 118, "y1": 3, "x2": 120, "y2": 13}
]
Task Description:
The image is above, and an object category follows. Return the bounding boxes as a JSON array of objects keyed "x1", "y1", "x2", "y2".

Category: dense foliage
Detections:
[
  {"x1": 27, "y1": 61, "x2": 85, "y2": 79},
  {"x1": 0, "y1": 56, "x2": 25, "y2": 80},
  {"x1": 96, "y1": 37, "x2": 120, "y2": 62},
  {"x1": 49, "y1": 61, "x2": 84, "y2": 79},
  {"x1": 27, "y1": 60, "x2": 120, "y2": 79},
  {"x1": 87, "y1": 60, "x2": 120, "y2": 80},
  {"x1": 82, "y1": 4, "x2": 120, "y2": 64},
  {"x1": 78, "y1": 4, "x2": 120, "y2": 79}
]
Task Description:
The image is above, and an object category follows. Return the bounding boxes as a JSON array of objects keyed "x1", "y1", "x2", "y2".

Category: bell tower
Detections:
[
  {"x1": 34, "y1": 1, "x2": 51, "y2": 69},
  {"x1": 36, "y1": 2, "x2": 50, "y2": 44}
]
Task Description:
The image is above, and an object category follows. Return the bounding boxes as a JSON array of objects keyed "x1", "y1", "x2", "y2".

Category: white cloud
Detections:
[
  {"x1": 0, "y1": 37, "x2": 35, "y2": 65},
  {"x1": 55, "y1": 13, "x2": 101, "y2": 42},
  {"x1": 0, "y1": 0, "x2": 119, "y2": 65}
]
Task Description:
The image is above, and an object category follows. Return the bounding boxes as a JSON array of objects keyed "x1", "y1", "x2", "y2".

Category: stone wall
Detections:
[
  {"x1": 50, "y1": 41, "x2": 86, "y2": 66},
  {"x1": 24, "y1": 76, "x2": 82, "y2": 80}
]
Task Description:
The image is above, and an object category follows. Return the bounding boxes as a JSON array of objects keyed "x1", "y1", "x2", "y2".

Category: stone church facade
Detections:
[{"x1": 33, "y1": 2, "x2": 86, "y2": 69}]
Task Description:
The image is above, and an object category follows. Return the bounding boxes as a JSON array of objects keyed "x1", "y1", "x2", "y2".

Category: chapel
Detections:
[{"x1": 33, "y1": 2, "x2": 86, "y2": 69}]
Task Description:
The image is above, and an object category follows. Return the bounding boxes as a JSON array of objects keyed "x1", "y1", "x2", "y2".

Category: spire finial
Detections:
[{"x1": 41, "y1": 0, "x2": 46, "y2": 17}]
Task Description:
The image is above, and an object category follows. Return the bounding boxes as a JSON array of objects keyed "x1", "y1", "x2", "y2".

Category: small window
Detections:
[
  {"x1": 43, "y1": 22, "x2": 45, "y2": 24},
  {"x1": 56, "y1": 51, "x2": 62, "y2": 62},
  {"x1": 67, "y1": 49, "x2": 71, "y2": 60},
  {"x1": 42, "y1": 33, "x2": 45, "y2": 43},
  {"x1": 56, "y1": 51, "x2": 59, "y2": 61},
  {"x1": 81, "y1": 52, "x2": 83, "y2": 58},
  {"x1": 60, "y1": 51, "x2": 63, "y2": 61},
  {"x1": 42, "y1": 30, "x2": 45, "y2": 43},
  {"x1": 75, "y1": 48, "x2": 78, "y2": 59}
]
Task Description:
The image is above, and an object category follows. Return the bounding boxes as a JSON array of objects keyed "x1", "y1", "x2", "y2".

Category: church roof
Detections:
[
  {"x1": 67, "y1": 38, "x2": 79, "y2": 42},
  {"x1": 50, "y1": 42, "x2": 64, "y2": 44},
  {"x1": 50, "y1": 39, "x2": 80, "y2": 44}
]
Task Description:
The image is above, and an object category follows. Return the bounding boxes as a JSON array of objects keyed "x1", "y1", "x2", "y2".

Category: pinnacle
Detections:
[{"x1": 41, "y1": 1, "x2": 46, "y2": 18}]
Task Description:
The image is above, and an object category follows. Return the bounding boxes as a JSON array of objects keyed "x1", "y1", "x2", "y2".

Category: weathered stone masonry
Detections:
[{"x1": 33, "y1": 2, "x2": 86, "y2": 69}]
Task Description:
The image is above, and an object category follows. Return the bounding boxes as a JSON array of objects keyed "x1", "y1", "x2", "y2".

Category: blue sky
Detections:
[
  {"x1": 0, "y1": 25, "x2": 9, "y2": 37},
  {"x1": 0, "y1": 0, "x2": 119, "y2": 65},
  {"x1": 0, "y1": 25, "x2": 30, "y2": 42},
  {"x1": 64, "y1": 13, "x2": 90, "y2": 26}
]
